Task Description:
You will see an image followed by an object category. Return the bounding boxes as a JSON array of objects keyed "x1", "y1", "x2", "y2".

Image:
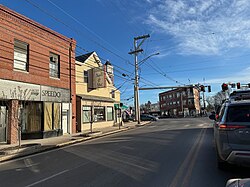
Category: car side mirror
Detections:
[{"x1": 209, "y1": 114, "x2": 216, "y2": 120}]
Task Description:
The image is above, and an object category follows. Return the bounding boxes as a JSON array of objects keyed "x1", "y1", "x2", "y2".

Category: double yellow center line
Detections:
[{"x1": 169, "y1": 127, "x2": 207, "y2": 187}]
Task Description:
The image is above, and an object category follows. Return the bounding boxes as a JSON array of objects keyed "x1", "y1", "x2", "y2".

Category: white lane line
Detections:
[
  {"x1": 198, "y1": 124, "x2": 206, "y2": 127},
  {"x1": 25, "y1": 170, "x2": 68, "y2": 187},
  {"x1": 184, "y1": 125, "x2": 190, "y2": 127}
]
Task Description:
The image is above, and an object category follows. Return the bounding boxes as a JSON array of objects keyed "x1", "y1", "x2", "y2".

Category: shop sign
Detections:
[
  {"x1": 92, "y1": 67, "x2": 106, "y2": 89},
  {"x1": 0, "y1": 79, "x2": 70, "y2": 102},
  {"x1": 41, "y1": 86, "x2": 70, "y2": 102},
  {"x1": 0, "y1": 79, "x2": 40, "y2": 101}
]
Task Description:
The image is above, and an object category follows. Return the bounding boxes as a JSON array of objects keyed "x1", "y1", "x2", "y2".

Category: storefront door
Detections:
[
  {"x1": 62, "y1": 110, "x2": 68, "y2": 134},
  {"x1": 0, "y1": 106, "x2": 7, "y2": 143}
]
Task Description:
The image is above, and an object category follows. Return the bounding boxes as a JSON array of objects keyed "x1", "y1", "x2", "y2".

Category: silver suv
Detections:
[{"x1": 209, "y1": 91, "x2": 250, "y2": 169}]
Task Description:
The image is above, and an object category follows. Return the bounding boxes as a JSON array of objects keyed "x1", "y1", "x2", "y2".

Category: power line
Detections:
[
  {"x1": 143, "y1": 59, "x2": 185, "y2": 85},
  {"x1": 46, "y1": 0, "x2": 133, "y2": 66},
  {"x1": 0, "y1": 11, "x2": 186, "y2": 94},
  {"x1": 24, "y1": 0, "x2": 134, "y2": 67},
  {"x1": 75, "y1": 45, "x2": 134, "y2": 75}
]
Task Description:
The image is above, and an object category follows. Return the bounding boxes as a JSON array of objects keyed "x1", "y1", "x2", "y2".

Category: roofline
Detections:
[
  {"x1": 159, "y1": 86, "x2": 199, "y2": 95},
  {"x1": 0, "y1": 4, "x2": 73, "y2": 43}
]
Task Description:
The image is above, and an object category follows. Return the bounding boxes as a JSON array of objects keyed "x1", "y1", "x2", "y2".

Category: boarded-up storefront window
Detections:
[
  {"x1": 26, "y1": 102, "x2": 42, "y2": 132},
  {"x1": 44, "y1": 102, "x2": 61, "y2": 131},
  {"x1": 21, "y1": 102, "x2": 42, "y2": 133},
  {"x1": 44, "y1": 102, "x2": 53, "y2": 131},
  {"x1": 54, "y1": 103, "x2": 61, "y2": 130}
]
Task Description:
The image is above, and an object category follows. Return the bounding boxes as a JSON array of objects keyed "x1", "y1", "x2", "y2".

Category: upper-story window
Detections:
[
  {"x1": 49, "y1": 52, "x2": 60, "y2": 78},
  {"x1": 83, "y1": 70, "x2": 88, "y2": 83},
  {"x1": 111, "y1": 90, "x2": 115, "y2": 98},
  {"x1": 14, "y1": 39, "x2": 29, "y2": 71},
  {"x1": 190, "y1": 88, "x2": 193, "y2": 94}
]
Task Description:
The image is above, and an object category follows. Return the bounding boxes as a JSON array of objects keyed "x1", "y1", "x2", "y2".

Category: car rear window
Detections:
[{"x1": 226, "y1": 105, "x2": 250, "y2": 122}]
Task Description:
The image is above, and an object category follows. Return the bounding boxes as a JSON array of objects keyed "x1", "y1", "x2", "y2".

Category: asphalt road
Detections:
[{"x1": 0, "y1": 118, "x2": 249, "y2": 187}]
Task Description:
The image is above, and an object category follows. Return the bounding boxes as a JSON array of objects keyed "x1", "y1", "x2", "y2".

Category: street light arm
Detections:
[{"x1": 138, "y1": 52, "x2": 160, "y2": 66}]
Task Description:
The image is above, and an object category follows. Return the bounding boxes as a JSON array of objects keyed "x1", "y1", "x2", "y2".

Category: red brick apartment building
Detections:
[
  {"x1": 0, "y1": 5, "x2": 76, "y2": 144},
  {"x1": 159, "y1": 87, "x2": 201, "y2": 117}
]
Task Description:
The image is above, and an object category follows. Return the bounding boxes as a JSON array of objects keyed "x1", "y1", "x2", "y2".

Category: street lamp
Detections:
[
  {"x1": 128, "y1": 35, "x2": 160, "y2": 125},
  {"x1": 136, "y1": 52, "x2": 160, "y2": 124},
  {"x1": 138, "y1": 52, "x2": 160, "y2": 66}
]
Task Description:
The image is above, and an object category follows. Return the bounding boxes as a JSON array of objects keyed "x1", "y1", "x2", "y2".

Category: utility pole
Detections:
[
  {"x1": 181, "y1": 90, "x2": 184, "y2": 117},
  {"x1": 203, "y1": 78, "x2": 206, "y2": 116},
  {"x1": 129, "y1": 34, "x2": 150, "y2": 124}
]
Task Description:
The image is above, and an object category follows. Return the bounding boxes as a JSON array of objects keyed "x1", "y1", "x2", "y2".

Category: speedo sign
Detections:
[{"x1": 41, "y1": 86, "x2": 70, "y2": 102}]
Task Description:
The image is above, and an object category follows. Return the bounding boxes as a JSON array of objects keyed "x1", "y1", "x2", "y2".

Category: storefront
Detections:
[
  {"x1": 76, "y1": 94, "x2": 120, "y2": 132},
  {"x1": 0, "y1": 79, "x2": 71, "y2": 142}
]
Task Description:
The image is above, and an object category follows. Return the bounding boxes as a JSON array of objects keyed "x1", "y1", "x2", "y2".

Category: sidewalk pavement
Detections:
[{"x1": 0, "y1": 121, "x2": 150, "y2": 162}]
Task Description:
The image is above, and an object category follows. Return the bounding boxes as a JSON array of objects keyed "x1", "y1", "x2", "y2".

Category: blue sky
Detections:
[{"x1": 2, "y1": 0, "x2": 250, "y2": 106}]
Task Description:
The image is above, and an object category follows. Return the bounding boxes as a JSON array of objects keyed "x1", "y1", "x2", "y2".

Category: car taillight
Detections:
[
  {"x1": 216, "y1": 114, "x2": 219, "y2": 119},
  {"x1": 219, "y1": 124, "x2": 247, "y2": 130}
]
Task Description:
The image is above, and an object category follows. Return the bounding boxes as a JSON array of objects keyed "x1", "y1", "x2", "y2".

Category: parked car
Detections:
[
  {"x1": 140, "y1": 114, "x2": 158, "y2": 121},
  {"x1": 209, "y1": 94, "x2": 250, "y2": 169},
  {"x1": 229, "y1": 90, "x2": 250, "y2": 101},
  {"x1": 226, "y1": 178, "x2": 250, "y2": 187}
]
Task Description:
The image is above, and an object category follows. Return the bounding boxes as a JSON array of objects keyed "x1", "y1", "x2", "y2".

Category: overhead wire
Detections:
[
  {"x1": 0, "y1": 24, "x2": 132, "y2": 90},
  {"x1": 24, "y1": 0, "x2": 134, "y2": 67},
  {"x1": 8, "y1": 1, "x2": 186, "y2": 93},
  {"x1": 32, "y1": 0, "x2": 172, "y2": 90},
  {"x1": 0, "y1": 6, "x2": 135, "y2": 91},
  {"x1": 142, "y1": 59, "x2": 185, "y2": 85},
  {"x1": 45, "y1": 0, "x2": 134, "y2": 67}
]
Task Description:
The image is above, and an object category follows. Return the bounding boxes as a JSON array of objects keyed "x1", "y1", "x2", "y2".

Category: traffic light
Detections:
[
  {"x1": 221, "y1": 83, "x2": 228, "y2": 91},
  {"x1": 236, "y1": 82, "x2": 241, "y2": 89},
  {"x1": 231, "y1": 83, "x2": 235, "y2": 88},
  {"x1": 200, "y1": 85, "x2": 205, "y2": 92},
  {"x1": 208, "y1": 85, "x2": 211, "y2": 92},
  {"x1": 248, "y1": 83, "x2": 250, "y2": 88},
  {"x1": 120, "y1": 103, "x2": 123, "y2": 107}
]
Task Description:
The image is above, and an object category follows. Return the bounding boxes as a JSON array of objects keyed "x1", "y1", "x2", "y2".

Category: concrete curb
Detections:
[
  {"x1": 0, "y1": 121, "x2": 151, "y2": 163},
  {"x1": 0, "y1": 144, "x2": 41, "y2": 156}
]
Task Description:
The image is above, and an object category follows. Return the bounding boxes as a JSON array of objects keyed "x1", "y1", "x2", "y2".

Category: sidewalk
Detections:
[{"x1": 0, "y1": 121, "x2": 150, "y2": 162}]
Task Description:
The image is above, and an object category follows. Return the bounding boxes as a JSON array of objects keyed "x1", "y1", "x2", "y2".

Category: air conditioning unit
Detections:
[{"x1": 50, "y1": 56, "x2": 57, "y2": 62}]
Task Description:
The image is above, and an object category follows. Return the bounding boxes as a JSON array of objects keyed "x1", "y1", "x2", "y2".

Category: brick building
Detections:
[
  {"x1": 0, "y1": 5, "x2": 76, "y2": 144},
  {"x1": 159, "y1": 87, "x2": 201, "y2": 117}
]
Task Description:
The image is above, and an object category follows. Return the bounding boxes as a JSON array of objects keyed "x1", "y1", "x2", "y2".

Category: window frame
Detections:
[
  {"x1": 49, "y1": 52, "x2": 60, "y2": 79},
  {"x1": 14, "y1": 39, "x2": 29, "y2": 72},
  {"x1": 82, "y1": 106, "x2": 92, "y2": 123},
  {"x1": 83, "y1": 70, "x2": 88, "y2": 83},
  {"x1": 111, "y1": 90, "x2": 115, "y2": 98},
  {"x1": 107, "y1": 106, "x2": 114, "y2": 121},
  {"x1": 94, "y1": 106, "x2": 106, "y2": 122}
]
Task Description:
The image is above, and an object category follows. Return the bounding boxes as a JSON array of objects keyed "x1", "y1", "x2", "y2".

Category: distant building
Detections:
[
  {"x1": 140, "y1": 101, "x2": 151, "y2": 114},
  {"x1": 149, "y1": 102, "x2": 160, "y2": 116},
  {"x1": 0, "y1": 5, "x2": 76, "y2": 144},
  {"x1": 159, "y1": 87, "x2": 201, "y2": 117},
  {"x1": 140, "y1": 101, "x2": 160, "y2": 116},
  {"x1": 75, "y1": 52, "x2": 121, "y2": 132}
]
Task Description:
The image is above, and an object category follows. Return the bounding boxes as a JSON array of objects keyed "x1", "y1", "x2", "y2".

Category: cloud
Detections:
[
  {"x1": 145, "y1": 0, "x2": 250, "y2": 56},
  {"x1": 206, "y1": 66, "x2": 250, "y2": 84}
]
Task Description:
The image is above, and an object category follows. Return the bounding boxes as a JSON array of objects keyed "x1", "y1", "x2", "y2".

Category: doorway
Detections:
[
  {"x1": 62, "y1": 110, "x2": 69, "y2": 134},
  {"x1": 0, "y1": 106, "x2": 8, "y2": 143}
]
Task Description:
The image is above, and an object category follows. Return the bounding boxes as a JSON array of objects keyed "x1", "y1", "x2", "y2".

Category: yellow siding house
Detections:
[{"x1": 75, "y1": 52, "x2": 121, "y2": 132}]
